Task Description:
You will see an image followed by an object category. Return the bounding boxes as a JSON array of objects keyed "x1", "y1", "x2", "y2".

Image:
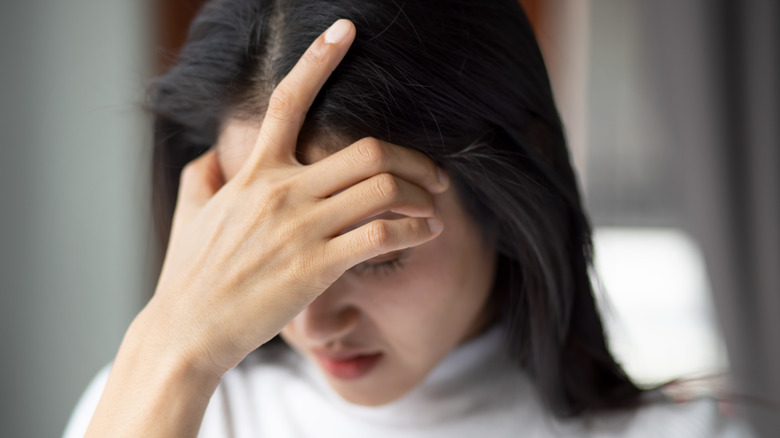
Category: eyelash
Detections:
[{"x1": 351, "y1": 253, "x2": 407, "y2": 277}]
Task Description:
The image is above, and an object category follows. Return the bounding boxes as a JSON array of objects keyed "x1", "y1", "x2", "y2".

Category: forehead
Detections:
[{"x1": 215, "y1": 117, "x2": 342, "y2": 179}]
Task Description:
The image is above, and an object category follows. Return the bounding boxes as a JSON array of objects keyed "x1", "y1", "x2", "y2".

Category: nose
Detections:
[{"x1": 295, "y1": 278, "x2": 360, "y2": 346}]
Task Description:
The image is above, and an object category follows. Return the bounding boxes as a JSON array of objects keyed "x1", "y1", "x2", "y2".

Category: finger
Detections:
[
  {"x1": 317, "y1": 173, "x2": 436, "y2": 235},
  {"x1": 247, "y1": 19, "x2": 356, "y2": 169},
  {"x1": 326, "y1": 216, "x2": 444, "y2": 273},
  {"x1": 301, "y1": 137, "x2": 449, "y2": 198}
]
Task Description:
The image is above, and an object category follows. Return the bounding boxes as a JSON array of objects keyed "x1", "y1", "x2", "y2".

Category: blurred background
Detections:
[{"x1": 0, "y1": 0, "x2": 776, "y2": 436}]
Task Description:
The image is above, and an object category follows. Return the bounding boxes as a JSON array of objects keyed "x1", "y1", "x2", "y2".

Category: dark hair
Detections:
[{"x1": 150, "y1": 0, "x2": 643, "y2": 416}]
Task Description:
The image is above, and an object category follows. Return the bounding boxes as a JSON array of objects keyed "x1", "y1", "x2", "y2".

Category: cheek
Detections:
[
  {"x1": 353, "y1": 192, "x2": 496, "y2": 348},
  {"x1": 399, "y1": 218, "x2": 495, "y2": 343},
  {"x1": 368, "y1": 240, "x2": 489, "y2": 347},
  {"x1": 371, "y1": 261, "x2": 446, "y2": 323}
]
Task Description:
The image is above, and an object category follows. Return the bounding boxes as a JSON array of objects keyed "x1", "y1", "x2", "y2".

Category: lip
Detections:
[{"x1": 313, "y1": 349, "x2": 383, "y2": 380}]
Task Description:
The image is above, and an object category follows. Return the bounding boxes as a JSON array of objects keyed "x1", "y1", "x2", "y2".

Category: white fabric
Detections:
[{"x1": 63, "y1": 326, "x2": 753, "y2": 437}]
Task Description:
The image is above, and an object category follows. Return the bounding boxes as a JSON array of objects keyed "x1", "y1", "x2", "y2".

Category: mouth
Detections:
[{"x1": 313, "y1": 350, "x2": 384, "y2": 380}]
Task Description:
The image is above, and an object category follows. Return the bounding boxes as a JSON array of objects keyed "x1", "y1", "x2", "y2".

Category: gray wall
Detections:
[{"x1": 0, "y1": 1, "x2": 151, "y2": 436}]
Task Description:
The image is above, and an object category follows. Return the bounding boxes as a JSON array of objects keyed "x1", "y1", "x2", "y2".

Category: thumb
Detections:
[{"x1": 177, "y1": 148, "x2": 225, "y2": 211}]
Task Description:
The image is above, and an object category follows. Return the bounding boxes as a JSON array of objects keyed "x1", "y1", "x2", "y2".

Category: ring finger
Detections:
[{"x1": 316, "y1": 173, "x2": 437, "y2": 236}]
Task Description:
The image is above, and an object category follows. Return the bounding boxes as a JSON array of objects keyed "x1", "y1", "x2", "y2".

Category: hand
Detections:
[{"x1": 138, "y1": 19, "x2": 450, "y2": 376}]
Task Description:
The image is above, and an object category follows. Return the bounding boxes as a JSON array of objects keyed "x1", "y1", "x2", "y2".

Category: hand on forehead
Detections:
[
  {"x1": 215, "y1": 118, "x2": 336, "y2": 181},
  {"x1": 215, "y1": 119, "x2": 413, "y2": 236}
]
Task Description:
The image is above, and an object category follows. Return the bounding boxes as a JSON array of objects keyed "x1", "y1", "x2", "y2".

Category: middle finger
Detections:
[
  {"x1": 316, "y1": 173, "x2": 437, "y2": 236},
  {"x1": 301, "y1": 137, "x2": 449, "y2": 198}
]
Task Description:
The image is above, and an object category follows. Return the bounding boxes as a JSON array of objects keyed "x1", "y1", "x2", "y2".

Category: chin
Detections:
[{"x1": 328, "y1": 379, "x2": 412, "y2": 407}]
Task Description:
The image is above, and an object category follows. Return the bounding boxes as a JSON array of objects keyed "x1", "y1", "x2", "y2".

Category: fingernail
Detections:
[
  {"x1": 427, "y1": 218, "x2": 444, "y2": 234},
  {"x1": 325, "y1": 19, "x2": 351, "y2": 44},
  {"x1": 437, "y1": 167, "x2": 449, "y2": 187}
]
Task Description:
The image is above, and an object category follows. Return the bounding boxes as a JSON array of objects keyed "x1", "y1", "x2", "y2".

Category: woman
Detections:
[{"x1": 65, "y1": 0, "x2": 743, "y2": 436}]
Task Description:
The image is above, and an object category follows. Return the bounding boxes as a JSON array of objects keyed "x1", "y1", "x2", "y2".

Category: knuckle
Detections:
[
  {"x1": 371, "y1": 173, "x2": 400, "y2": 200},
  {"x1": 264, "y1": 181, "x2": 291, "y2": 207},
  {"x1": 267, "y1": 88, "x2": 300, "y2": 121},
  {"x1": 248, "y1": 180, "x2": 290, "y2": 217},
  {"x1": 354, "y1": 138, "x2": 389, "y2": 168},
  {"x1": 364, "y1": 221, "x2": 392, "y2": 252}
]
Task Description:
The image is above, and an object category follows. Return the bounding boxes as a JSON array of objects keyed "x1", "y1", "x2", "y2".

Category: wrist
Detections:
[
  {"x1": 122, "y1": 306, "x2": 226, "y2": 387},
  {"x1": 84, "y1": 311, "x2": 223, "y2": 437}
]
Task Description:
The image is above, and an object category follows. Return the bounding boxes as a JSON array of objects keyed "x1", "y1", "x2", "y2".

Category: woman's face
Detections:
[{"x1": 215, "y1": 119, "x2": 498, "y2": 406}]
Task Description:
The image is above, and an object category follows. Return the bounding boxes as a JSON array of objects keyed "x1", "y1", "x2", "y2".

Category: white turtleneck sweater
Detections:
[{"x1": 63, "y1": 327, "x2": 752, "y2": 437}]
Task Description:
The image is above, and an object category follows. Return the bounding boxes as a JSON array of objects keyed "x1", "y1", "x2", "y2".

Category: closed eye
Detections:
[{"x1": 350, "y1": 250, "x2": 407, "y2": 277}]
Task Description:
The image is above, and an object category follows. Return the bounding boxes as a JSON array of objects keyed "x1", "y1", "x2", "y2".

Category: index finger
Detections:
[{"x1": 247, "y1": 19, "x2": 356, "y2": 169}]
